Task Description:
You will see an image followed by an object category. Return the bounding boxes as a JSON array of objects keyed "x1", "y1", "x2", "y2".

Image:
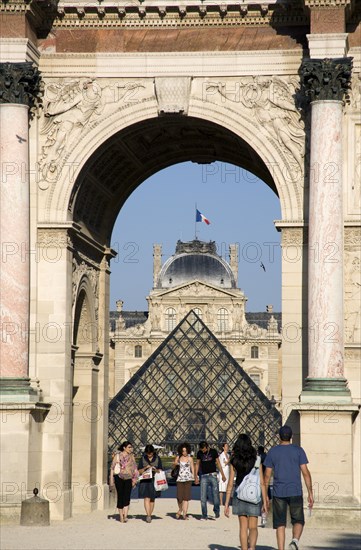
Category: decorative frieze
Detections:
[
  {"x1": 281, "y1": 228, "x2": 308, "y2": 247},
  {"x1": 0, "y1": 62, "x2": 43, "y2": 113},
  {"x1": 37, "y1": 229, "x2": 72, "y2": 249},
  {"x1": 301, "y1": 57, "x2": 353, "y2": 102}
]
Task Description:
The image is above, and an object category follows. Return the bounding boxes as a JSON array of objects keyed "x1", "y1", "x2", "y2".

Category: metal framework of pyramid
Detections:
[{"x1": 109, "y1": 311, "x2": 281, "y2": 454}]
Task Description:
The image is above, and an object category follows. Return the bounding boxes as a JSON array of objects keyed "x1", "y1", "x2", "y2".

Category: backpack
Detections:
[{"x1": 236, "y1": 456, "x2": 262, "y2": 505}]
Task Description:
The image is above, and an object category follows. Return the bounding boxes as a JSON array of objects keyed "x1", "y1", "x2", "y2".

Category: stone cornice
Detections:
[
  {"x1": 301, "y1": 57, "x2": 353, "y2": 102},
  {"x1": 0, "y1": 62, "x2": 43, "y2": 109},
  {"x1": 53, "y1": 1, "x2": 308, "y2": 28}
]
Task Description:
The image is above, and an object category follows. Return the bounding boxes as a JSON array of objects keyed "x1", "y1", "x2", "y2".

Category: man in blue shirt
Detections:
[{"x1": 264, "y1": 425, "x2": 314, "y2": 550}]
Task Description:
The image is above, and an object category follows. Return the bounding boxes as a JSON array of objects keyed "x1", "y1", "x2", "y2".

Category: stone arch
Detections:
[
  {"x1": 71, "y1": 279, "x2": 100, "y2": 513},
  {"x1": 41, "y1": 96, "x2": 304, "y2": 232}
]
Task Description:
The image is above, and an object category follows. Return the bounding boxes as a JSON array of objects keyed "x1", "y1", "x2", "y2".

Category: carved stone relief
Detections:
[
  {"x1": 344, "y1": 251, "x2": 361, "y2": 344},
  {"x1": 38, "y1": 78, "x2": 151, "y2": 187},
  {"x1": 72, "y1": 255, "x2": 100, "y2": 322},
  {"x1": 281, "y1": 228, "x2": 307, "y2": 247},
  {"x1": 203, "y1": 76, "x2": 306, "y2": 174},
  {"x1": 37, "y1": 228, "x2": 72, "y2": 248},
  {"x1": 350, "y1": 124, "x2": 361, "y2": 212}
]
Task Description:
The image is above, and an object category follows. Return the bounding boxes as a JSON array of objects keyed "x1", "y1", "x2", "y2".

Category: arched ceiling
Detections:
[{"x1": 70, "y1": 116, "x2": 276, "y2": 242}]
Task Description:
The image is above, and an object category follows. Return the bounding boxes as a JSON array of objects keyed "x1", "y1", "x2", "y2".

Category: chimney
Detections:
[
  {"x1": 229, "y1": 244, "x2": 239, "y2": 284},
  {"x1": 153, "y1": 244, "x2": 162, "y2": 288}
]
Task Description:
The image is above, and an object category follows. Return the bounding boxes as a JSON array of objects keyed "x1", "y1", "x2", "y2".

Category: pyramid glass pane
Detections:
[{"x1": 109, "y1": 311, "x2": 281, "y2": 454}]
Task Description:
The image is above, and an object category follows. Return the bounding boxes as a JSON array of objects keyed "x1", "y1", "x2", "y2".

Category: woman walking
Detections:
[
  {"x1": 110, "y1": 441, "x2": 138, "y2": 523},
  {"x1": 137, "y1": 444, "x2": 163, "y2": 523},
  {"x1": 224, "y1": 434, "x2": 268, "y2": 550},
  {"x1": 218, "y1": 442, "x2": 230, "y2": 506},
  {"x1": 173, "y1": 442, "x2": 194, "y2": 520}
]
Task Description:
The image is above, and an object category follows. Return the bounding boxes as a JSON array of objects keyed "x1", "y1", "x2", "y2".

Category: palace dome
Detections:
[{"x1": 157, "y1": 239, "x2": 236, "y2": 289}]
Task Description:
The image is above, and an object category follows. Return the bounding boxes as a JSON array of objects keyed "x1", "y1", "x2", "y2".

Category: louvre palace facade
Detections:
[{"x1": 109, "y1": 240, "x2": 281, "y2": 401}]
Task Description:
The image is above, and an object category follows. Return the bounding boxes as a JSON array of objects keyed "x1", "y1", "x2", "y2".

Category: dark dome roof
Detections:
[{"x1": 158, "y1": 239, "x2": 236, "y2": 289}]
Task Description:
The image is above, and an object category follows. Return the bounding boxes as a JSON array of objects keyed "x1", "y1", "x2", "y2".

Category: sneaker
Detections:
[
  {"x1": 200, "y1": 517, "x2": 207, "y2": 521},
  {"x1": 289, "y1": 540, "x2": 299, "y2": 550},
  {"x1": 214, "y1": 513, "x2": 220, "y2": 518},
  {"x1": 145, "y1": 516, "x2": 152, "y2": 523}
]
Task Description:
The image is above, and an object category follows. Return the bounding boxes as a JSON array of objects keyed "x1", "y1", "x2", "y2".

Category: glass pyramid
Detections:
[{"x1": 109, "y1": 311, "x2": 281, "y2": 454}]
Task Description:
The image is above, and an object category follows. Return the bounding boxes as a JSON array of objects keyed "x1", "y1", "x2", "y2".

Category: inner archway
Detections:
[{"x1": 69, "y1": 116, "x2": 277, "y2": 243}]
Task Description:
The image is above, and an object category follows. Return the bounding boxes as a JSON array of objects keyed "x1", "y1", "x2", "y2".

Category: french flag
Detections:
[{"x1": 196, "y1": 209, "x2": 211, "y2": 225}]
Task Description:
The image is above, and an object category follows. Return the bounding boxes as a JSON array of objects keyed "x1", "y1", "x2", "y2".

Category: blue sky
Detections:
[{"x1": 110, "y1": 161, "x2": 282, "y2": 313}]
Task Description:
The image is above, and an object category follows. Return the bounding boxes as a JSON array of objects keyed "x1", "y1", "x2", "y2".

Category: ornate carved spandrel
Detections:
[
  {"x1": 203, "y1": 76, "x2": 306, "y2": 174},
  {"x1": 38, "y1": 78, "x2": 149, "y2": 185},
  {"x1": 301, "y1": 57, "x2": 353, "y2": 103},
  {"x1": 155, "y1": 77, "x2": 192, "y2": 115},
  {"x1": 0, "y1": 62, "x2": 43, "y2": 115}
]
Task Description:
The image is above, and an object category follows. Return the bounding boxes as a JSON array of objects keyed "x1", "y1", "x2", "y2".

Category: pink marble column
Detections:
[
  {"x1": 301, "y1": 58, "x2": 352, "y2": 397},
  {"x1": 0, "y1": 104, "x2": 30, "y2": 378},
  {"x1": 0, "y1": 62, "x2": 41, "y2": 398},
  {"x1": 308, "y1": 101, "x2": 344, "y2": 378}
]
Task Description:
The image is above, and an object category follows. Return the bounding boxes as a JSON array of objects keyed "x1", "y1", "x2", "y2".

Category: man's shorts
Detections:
[{"x1": 272, "y1": 495, "x2": 305, "y2": 529}]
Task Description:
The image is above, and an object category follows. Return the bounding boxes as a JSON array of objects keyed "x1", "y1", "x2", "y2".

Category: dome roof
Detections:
[{"x1": 157, "y1": 239, "x2": 236, "y2": 289}]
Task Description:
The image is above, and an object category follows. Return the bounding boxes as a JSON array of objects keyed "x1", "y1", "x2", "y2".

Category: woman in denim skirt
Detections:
[{"x1": 224, "y1": 434, "x2": 268, "y2": 550}]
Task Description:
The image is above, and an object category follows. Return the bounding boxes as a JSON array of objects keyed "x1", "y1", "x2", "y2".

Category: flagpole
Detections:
[{"x1": 195, "y1": 203, "x2": 197, "y2": 240}]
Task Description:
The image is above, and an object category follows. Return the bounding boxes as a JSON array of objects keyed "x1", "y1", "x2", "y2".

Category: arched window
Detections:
[
  {"x1": 134, "y1": 345, "x2": 142, "y2": 358},
  {"x1": 165, "y1": 307, "x2": 177, "y2": 331},
  {"x1": 217, "y1": 308, "x2": 229, "y2": 331},
  {"x1": 251, "y1": 345, "x2": 259, "y2": 359},
  {"x1": 193, "y1": 308, "x2": 202, "y2": 318}
]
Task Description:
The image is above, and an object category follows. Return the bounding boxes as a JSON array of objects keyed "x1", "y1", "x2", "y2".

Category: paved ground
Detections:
[{"x1": 2, "y1": 489, "x2": 360, "y2": 550}]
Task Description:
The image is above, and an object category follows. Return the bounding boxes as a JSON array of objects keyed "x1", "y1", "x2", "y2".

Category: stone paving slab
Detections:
[{"x1": 1, "y1": 495, "x2": 360, "y2": 550}]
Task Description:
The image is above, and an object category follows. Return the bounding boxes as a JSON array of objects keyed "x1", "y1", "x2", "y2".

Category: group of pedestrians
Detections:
[{"x1": 109, "y1": 425, "x2": 313, "y2": 550}]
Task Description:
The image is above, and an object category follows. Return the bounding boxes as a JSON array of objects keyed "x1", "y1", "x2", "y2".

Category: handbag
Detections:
[
  {"x1": 236, "y1": 456, "x2": 262, "y2": 505},
  {"x1": 113, "y1": 453, "x2": 121, "y2": 475},
  {"x1": 171, "y1": 464, "x2": 180, "y2": 480},
  {"x1": 154, "y1": 470, "x2": 168, "y2": 492}
]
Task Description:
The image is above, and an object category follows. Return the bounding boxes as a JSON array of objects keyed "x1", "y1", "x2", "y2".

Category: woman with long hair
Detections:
[
  {"x1": 224, "y1": 434, "x2": 268, "y2": 550},
  {"x1": 173, "y1": 442, "x2": 194, "y2": 520},
  {"x1": 137, "y1": 444, "x2": 163, "y2": 523},
  {"x1": 109, "y1": 441, "x2": 138, "y2": 523}
]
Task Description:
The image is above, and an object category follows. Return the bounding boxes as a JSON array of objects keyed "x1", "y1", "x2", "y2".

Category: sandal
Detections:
[
  {"x1": 176, "y1": 511, "x2": 182, "y2": 519},
  {"x1": 183, "y1": 515, "x2": 189, "y2": 520}
]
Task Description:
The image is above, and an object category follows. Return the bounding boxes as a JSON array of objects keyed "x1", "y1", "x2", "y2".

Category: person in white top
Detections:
[
  {"x1": 172, "y1": 442, "x2": 195, "y2": 520},
  {"x1": 218, "y1": 442, "x2": 230, "y2": 506}
]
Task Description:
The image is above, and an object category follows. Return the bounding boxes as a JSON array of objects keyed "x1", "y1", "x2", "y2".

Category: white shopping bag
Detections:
[{"x1": 153, "y1": 470, "x2": 168, "y2": 492}]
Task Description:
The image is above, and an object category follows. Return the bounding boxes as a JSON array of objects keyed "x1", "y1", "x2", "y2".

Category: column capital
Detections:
[
  {"x1": 301, "y1": 57, "x2": 353, "y2": 102},
  {"x1": 0, "y1": 61, "x2": 43, "y2": 111}
]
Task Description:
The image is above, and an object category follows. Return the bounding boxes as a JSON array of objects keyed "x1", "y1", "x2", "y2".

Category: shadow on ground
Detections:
[
  {"x1": 312, "y1": 533, "x2": 361, "y2": 549},
  {"x1": 208, "y1": 545, "x2": 274, "y2": 550}
]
